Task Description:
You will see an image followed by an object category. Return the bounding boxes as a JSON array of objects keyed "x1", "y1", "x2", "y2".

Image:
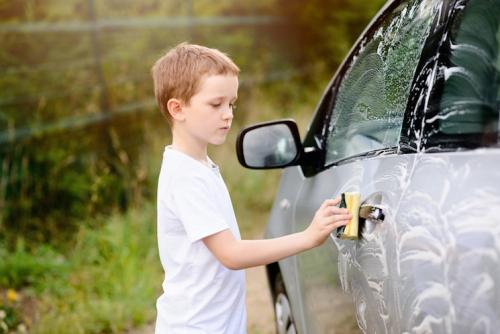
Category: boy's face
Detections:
[{"x1": 180, "y1": 74, "x2": 238, "y2": 147}]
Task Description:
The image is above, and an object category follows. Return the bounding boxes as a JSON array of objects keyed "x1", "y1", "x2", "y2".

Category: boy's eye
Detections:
[{"x1": 210, "y1": 102, "x2": 237, "y2": 110}]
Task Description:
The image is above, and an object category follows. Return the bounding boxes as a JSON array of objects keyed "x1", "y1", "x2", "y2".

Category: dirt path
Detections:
[
  {"x1": 245, "y1": 265, "x2": 275, "y2": 334},
  {"x1": 127, "y1": 265, "x2": 275, "y2": 334}
]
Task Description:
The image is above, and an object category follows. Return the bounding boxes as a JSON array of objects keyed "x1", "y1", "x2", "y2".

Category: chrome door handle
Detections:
[{"x1": 359, "y1": 205, "x2": 385, "y2": 222}]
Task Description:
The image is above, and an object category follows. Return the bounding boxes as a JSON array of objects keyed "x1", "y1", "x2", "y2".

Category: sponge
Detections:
[{"x1": 336, "y1": 192, "x2": 360, "y2": 240}]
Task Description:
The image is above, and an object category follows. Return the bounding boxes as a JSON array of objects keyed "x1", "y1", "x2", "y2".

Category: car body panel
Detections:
[
  {"x1": 266, "y1": 148, "x2": 500, "y2": 334},
  {"x1": 293, "y1": 152, "x2": 417, "y2": 333},
  {"x1": 334, "y1": 149, "x2": 500, "y2": 333},
  {"x1": 265, "y1": 166, "x2": 308, "y2": 330},
  {"x1": 262, "y1": 0, "x2": 500, "y2": 332}
]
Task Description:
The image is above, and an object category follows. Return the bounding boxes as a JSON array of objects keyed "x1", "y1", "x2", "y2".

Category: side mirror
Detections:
[{"x1": 236, "y1": 119, "x2": 303, "y2": 169}]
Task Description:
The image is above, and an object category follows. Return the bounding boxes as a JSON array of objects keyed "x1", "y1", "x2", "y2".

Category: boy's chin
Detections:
[
  {"x1": 210, "y1": 138, "x2": 227, "y2": 146},
  {"x1": 209, "y1": 136, "x2": 228, "y2": 146}
]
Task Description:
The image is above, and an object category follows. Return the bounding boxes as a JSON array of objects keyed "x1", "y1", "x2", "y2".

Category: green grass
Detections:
[
  {"x1": 0, "y1": 240, "x2": 69, "y2": 291},
  {"x1": 36, "y1": 203, "x2": 162, "y2": 334},
  {"x1": 0, "y1": 203, "x2": 163, "y2": 334}
]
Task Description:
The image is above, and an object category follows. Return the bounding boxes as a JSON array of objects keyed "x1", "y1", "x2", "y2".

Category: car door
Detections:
[
  {"x1": 392, "y1": 0, "x2": 500, "y2": 332},
  {"x1": 290, "y1": 0, "x2": 446, "y2": 333}
]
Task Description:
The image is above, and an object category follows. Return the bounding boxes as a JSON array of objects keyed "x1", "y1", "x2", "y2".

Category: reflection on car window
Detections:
[
  {"x1": 325, "y1": 0, "x2": 440, "y2": 164},
  {"x1": 426, "y1": 0, "x2": 499, "y2": 145}
]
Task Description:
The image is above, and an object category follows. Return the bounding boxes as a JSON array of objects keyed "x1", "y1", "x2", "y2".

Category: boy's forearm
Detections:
[
  {"x1": 228, "y1": 231, "x2": 313, "y2": 270},
  {"x1": 204, "y1": 199, "x2": 349, "y2": 270}
]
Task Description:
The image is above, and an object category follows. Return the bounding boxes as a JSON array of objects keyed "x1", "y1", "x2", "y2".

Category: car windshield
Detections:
[{"x1": 425, "y1": 0, "x2": 500, "y2": 148}]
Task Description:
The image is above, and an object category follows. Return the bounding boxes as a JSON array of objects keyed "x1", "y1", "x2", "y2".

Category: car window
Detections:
[
  {"x1": 424, "y1": 0, "x2": 500, "y2": 148},
  {"x1": 324, "y1": 0, "x2": 441, "y2": 165}
]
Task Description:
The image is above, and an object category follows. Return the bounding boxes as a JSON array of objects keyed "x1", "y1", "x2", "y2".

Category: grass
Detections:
[
  {"x1": 0, "y1": 203, "x2": 163, "y2": 334},
  {"x1": 35, "y1": 203, "x2": 163, "y2": 334}
]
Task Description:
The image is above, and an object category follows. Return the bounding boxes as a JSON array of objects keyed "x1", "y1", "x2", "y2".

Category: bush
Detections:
[{"x1": 0, "y1": 240, "x2": 68, "y2": 291}]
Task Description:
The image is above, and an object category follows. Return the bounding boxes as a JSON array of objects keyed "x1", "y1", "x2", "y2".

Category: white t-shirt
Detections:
[{"x1": 155, "y1": 145, "x2": 247, "y2": 334}]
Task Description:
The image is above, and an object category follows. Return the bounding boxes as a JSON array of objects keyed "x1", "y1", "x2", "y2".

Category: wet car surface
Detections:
[{"x1": 236, "y1": 0, "x2": 500, "y2": 333}]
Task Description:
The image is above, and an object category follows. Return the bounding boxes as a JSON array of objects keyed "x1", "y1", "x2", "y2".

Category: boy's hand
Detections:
[{"x1": 304, "y1": 196, "x2": 352, "y2": 248}]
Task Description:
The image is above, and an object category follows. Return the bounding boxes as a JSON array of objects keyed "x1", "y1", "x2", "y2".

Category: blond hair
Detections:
[{"x1": 151, "y1": 42, "x2": 240, "y2": 125}]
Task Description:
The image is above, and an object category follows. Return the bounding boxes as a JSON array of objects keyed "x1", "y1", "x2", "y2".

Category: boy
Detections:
[{"x1": 151, "y1": 42, "x2": 352, "y2": 333}]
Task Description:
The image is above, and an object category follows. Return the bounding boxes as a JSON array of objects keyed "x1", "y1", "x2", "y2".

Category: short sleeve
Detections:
[{"x1": 171, "y1": 174, "x2": 229, "y2": 242}]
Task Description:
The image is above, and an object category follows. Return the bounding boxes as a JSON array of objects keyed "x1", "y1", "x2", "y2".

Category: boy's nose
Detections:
[{"x1": 222, "y1": 108, "x2": 233, "y2": 120}]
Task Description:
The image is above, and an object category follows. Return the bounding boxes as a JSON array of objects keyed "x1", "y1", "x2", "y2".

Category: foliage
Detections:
[
  {"x1": 0, "y1": 288, "x2": 27, "y2": 334},
  {"x1": 0, "y1": 240, "x2": 67, "y2": 290},
  {"x1": 0, "y1": 203, "x2": 162, "y2": 334},
  {"x1": 267, "y1": 0, "x2": 387, "y2": 74}
]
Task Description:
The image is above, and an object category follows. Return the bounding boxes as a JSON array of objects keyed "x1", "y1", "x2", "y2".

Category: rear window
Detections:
[{"x1": 424, "y1": 0, "x2": 500, "y2": 149}]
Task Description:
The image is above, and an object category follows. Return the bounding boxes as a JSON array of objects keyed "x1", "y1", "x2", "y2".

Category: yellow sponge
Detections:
[{"x1": 340, "y1": 192, "x2": 360, "y2": 240}]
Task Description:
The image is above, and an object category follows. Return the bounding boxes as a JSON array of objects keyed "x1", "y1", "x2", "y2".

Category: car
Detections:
[{"x1": 235, "y1": 0, "x2": 500, "y2": 333}]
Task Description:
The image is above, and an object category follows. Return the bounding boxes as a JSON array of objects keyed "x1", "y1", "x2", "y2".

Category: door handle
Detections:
[
  {"x1": 359, "y1": 205, "x2": 385, "y2": 222},
  {"x1": 335, "y1": 193, "x2": 385, "y2": 240}
]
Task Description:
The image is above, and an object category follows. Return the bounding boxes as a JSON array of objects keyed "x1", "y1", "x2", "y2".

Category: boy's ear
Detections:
[{"x1": 166, "y1": 98, "x2": 185, "y2": 121}]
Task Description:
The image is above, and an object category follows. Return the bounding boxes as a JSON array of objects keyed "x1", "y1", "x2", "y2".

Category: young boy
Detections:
[{"x1": 151, "y1": 42, "x2": 352, "y2": 333}]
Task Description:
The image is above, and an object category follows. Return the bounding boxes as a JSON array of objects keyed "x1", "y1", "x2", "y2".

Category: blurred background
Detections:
[{"x1": 0, "y1": 0, "x2": 385, "y2": 333}]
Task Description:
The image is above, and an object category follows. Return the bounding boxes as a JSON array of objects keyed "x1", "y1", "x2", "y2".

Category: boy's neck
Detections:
[{"x1": 170, "y1": 130, "x2": 209, "y2": 164}]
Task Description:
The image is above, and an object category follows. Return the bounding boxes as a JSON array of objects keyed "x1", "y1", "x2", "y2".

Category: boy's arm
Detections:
[{"x1": 202, "y1": 197, "x2": 351, "y2": 270}]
